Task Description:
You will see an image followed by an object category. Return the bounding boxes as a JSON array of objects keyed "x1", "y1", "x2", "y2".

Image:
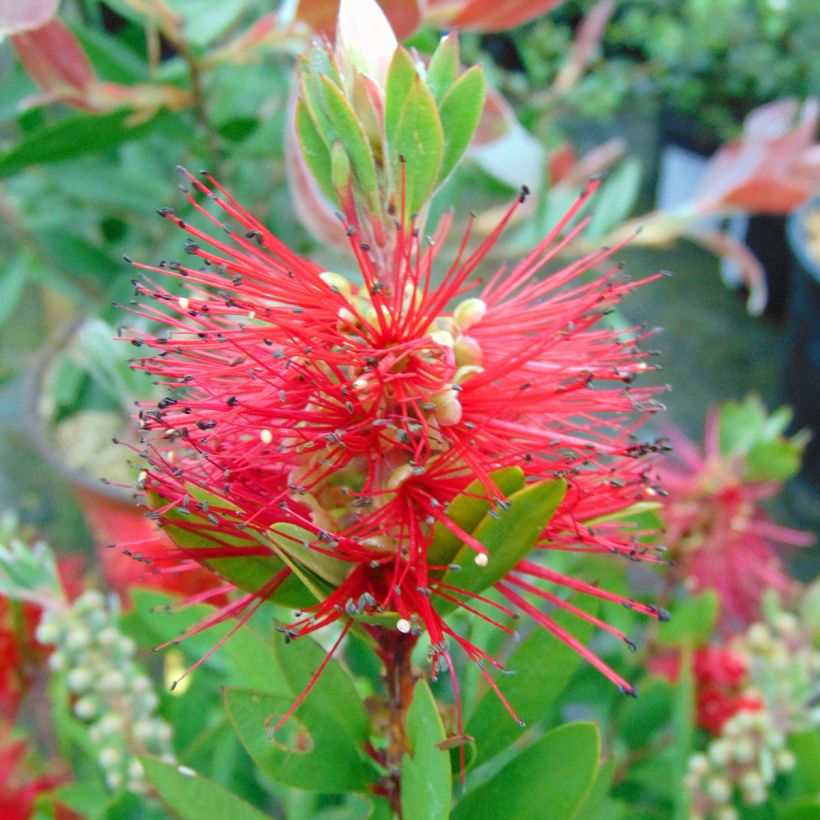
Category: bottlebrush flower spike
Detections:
[
  {"x1": 656, "y1": 397, "x2": 813, "y2": 634},
  {"x1": 120, "y1": 168, "x2": 669, "y2": 727}
]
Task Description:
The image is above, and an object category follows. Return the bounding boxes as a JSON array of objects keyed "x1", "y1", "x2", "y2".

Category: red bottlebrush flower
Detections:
[
  {"x1": 0, "y1": 730, "x2": 64, "y2": 820},
  {"x1": 652, "y1": 646, "x2": 763, "y2": 734},
  {"x1": 656, "y1": 408, "x2": 813, "y2": 634},
  {"x1": 0, "y1": 556, "x2": 84, "y2": 721},
  {"x1": 121, "y1": 170, "x2": 668, "y2": 720}
]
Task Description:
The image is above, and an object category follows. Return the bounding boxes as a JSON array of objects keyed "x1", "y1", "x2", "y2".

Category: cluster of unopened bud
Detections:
[
  {"x1": 35, "y1": 590, "x2": 174, "y2": 793},
  {"x1": 735, "y1": 610, "x2": 820, "y2": 731},
  {"x1": 325, "y1": 269, "x2": 486, "y2": 431},
  {"x1": 685, "y1": 707, "x2": 795, "y2": 819}
]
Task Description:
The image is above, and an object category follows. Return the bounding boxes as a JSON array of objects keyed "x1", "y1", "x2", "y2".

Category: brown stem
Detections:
[{"x1": 374, "y1": 628, "x2": 419, "y2": 817}]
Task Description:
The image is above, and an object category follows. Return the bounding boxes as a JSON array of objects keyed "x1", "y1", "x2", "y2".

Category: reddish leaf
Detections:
[
  {"x1": 11, "y1": 19, "x2": 96, "y2": 110},
  {"x1": 696, "y1": 98, "x2": 820, "y2": 215},
  {"x1": 295, "y1": 0, "x2": 421, "y2": 40},
  {"x1": 446, "y1": 0, "x2": 566, "y2": 31}
]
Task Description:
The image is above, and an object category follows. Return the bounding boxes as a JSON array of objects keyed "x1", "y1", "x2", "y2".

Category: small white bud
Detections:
[
  {"x1": 260, "y1": 429, "x2": 273, "y2": 445},
  {"x1": 67, "y1": 667, "x2": 94, "y2": 692},
  {"x1": 705, "y1": 777, "x2": 731, "y2": 803},
  {"x1": 178, "y1": 296, "x2": 190, "y2": 311},
  {"x1": 396, "y1": 618, "x2": 412, "y2": 634},
  {"x1": 474, "y1": 553, "x2": 489, "y2": 567},
  {"x1": 98, "y1": 747, "x2": 122, "y2": 768}
]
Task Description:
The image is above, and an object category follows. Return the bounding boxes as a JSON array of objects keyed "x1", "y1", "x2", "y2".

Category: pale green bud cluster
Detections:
[
  {"x1": 36, "y1": 590, "x2": 174, "y2": 793},
  {"x1": 685, "y1": 708, "x2": 795, "y2": 818},
  {"x1": 736, "y1": 607, "x2": 820, "y2": 732}
]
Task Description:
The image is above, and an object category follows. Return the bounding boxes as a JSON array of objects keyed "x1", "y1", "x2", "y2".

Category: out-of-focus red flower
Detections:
[
  {"x1": 0, "y1": 554, "x2": 84, "y2": 720},
  {"x1": 0, "y1": 730, "x2": 66, "y2": 820},
  {"x1": 696, "y1": 98, "x2": 820, "y2": 215},
  {"x1": 72, "y1": 485, "x2": 227, "y2": 605},
  {"x1": 294, "y1": 0, "x2": 565, "y2": 39},
  {"x1": 653, "y1": 646, "x2": 763, "y2": 734},
  {"x1": 656, "y1": 407, "x2": 813, "y2": 634}
]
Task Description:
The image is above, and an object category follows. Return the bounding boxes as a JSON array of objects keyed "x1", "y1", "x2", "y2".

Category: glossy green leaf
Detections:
[
  {"x1": 224, "y1": 687, "x2": 377, "y2": 792},
  {"x1": 385, "y1": 48, "x2": 419, "y2": 148},
  {"x1": 267, "y1": 523, "x2": 348, "y2": 587},
  {"x1": 154, "y1": 498, "x2": 323, "y2": 609},
  {"x1": 427, "y1": 466, "x2": 525, "y2": 568},
  {"x1": 453, "y1": 722, "x2": 599, "y2": 820},
  {"x1": 437, "y1": 65, "x2": 486, "y2": 185},
  {"x1": 272, "y1": 629, "x2": 369, "y2": 743},
  {"x1": 436, "y1": 479, "x2": 567, "y2": 616},
  {"x1": 573, "y1": 759, "x2": 616, "y2": 820},
  {"x1": 583, "y1": 157, "x2": 642, "y2": 241},
  {"x1": 656, "y1": 590, "x2": 718, "y2": 647},
  {"x1": 295, "y1": 98, "x2": 336, "y2": 203},
  {"x1": 140, "y1": 756, "x2": 269, "y2": 820},
  {"x1": 465, "y1": 602, "x2": 596, "y2": 764},
  {"x1": 400, "y1": 680, "x2": 451, "y2": 820},
  {"x1": 319, "y1": 75, "x2": 379, "y2": 209},
  {"x1": 390, "y1": 77, "x2": 444, "y2": 216},
  {"x1": 426, "y1": 33, "x2": 460, "y2": 104},
  {"x1": 0, "y1": 111, "x2": 169, "y2": 178},
  {"x1": 121, "y1": 589, "x2": 291, "y2": 693}
]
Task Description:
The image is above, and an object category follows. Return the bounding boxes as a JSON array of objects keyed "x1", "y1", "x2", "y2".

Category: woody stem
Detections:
[{"x1": 378, "y1": 629, "x2": 419, "y2": 817}]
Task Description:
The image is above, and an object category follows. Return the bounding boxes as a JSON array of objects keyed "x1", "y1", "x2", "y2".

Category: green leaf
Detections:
[
  {"x1": 155, "y1": 500, "x2": 323, "y2": 609},
  {"x1": 436, "y1": 479, "x2": 567, "y2": 616},
  {"x1": 121, "y1": 589, "x2": 290, "y2": 692},
  {"x1": 165, "y1": 0, "x2": 249, "y2": 49},
  {"x1": 745, "y1": 438, "x2": 803, "y2": 482},
  {"x1": 583, "y1": 157, "x2": 642, "y2": 241},
  {"x1": 573, "y1": 759, "x2": 616, "y2": 820},
  {"x1": 400, "y1": 680, "x2": 451, "y2": 820},
  {"x1": 672, "y1": 648, "x2": 694, "y2": 820},
  {"x1": 0, "y1": 111, "x2": 169, "y2": 178},
  {"x1": 465, "y1": 602, "x2": 597, "y2": 764},
  {"x1": 318, "y1": 76, "x2": 379, "y2": 210},
  {"x1": 224, "y1": 687, "x2": 378, "y2": 792},
  {"x1": 390, "y1": 77, "x2": 444, "y2": 217},
  {"x1": 427, "y1": 466, "x2": 525, "y2": 568},
  {"x1": 426, "y1": 33, "x2": 460, "y2": 104},
  {"x1": 140, "y1": 756, "x2": 269, "y2": 820},
  {"x1": 452, "y1": 722, "x2": 600, "y2": 820},
  {"x1": 718, "y1": 395, "x2": 768, "y2": 458},
  {"x1": 385, "y1": 48, "x2": 419, "y2": 149},
  {"x1": 656, "y1": 590, "x2": 718, "y2": 647},
  {"x1": 617, "y1": 678, "x2": 674, "y2": 749},
  {"x1": 789, "y1": 730, "x2": 820, "y2": 796},
  {"x1": 267, "y1": 523, "x2": 348, "y2": 587},
  {"x1": 437, "y1": 65, "x2": 486, "y2": 185},
  {"x1": 0, "y1": 254, "x2": 29, "y2": 331},
  {"x1": 272, "y1": 629, "x2": 369, "y2": 744},
  {"x1": 295, "y1": 98, "x2": 336, "y2": 204},
  {"x1": 780, "y1": 799, "x2": 820, "y2": 820}
]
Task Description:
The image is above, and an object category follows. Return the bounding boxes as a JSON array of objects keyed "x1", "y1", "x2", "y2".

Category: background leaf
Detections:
[
  {"x1": 400, "y1": 680, "x2": 451, "y2": 820},
  {"x1": 224, "y1": 687, "x2": 378, "y2": 793},
  {"x1": 453, "y1": 722, "x2": 600, "y2": 820},
  {"x1": 141, "y1": 756, "x2": 270, "y2": 820}
]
